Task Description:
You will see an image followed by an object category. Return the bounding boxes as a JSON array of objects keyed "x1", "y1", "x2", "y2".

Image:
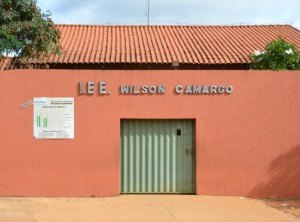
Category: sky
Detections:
[{"x1": 37, "y1": 0, "x2": 300, "y2": 29}]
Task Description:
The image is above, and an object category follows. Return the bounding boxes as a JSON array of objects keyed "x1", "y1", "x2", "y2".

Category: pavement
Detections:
[{"x1": 0, "y1": 195, "x2": 298, "y2": 222}]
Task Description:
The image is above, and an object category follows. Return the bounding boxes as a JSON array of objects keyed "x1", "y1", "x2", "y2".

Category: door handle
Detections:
[{"x1": 185, "y1": 149, "x2": 195, "y2": 155}]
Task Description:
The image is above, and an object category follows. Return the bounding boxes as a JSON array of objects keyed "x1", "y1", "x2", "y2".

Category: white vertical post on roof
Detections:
[{"x1": 147, "y1": 0, "x2": 150, "y2": 26}]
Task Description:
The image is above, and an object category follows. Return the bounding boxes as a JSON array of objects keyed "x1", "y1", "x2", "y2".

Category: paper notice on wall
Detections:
[{"x1": 33, "y1": 98, "x2": 74, "y2": 139}]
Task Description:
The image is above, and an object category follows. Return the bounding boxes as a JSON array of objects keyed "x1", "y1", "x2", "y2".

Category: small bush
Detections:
[{"x1": 250, "y1": 37, "x2": 300, "y2": 70}]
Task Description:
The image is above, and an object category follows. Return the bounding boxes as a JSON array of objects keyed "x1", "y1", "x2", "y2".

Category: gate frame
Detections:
[{"x1": 119, "y1": 118, "x2": 197, "y2": 194}]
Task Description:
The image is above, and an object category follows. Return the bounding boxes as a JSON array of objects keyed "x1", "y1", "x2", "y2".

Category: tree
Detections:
[
  {"x1": 0, "y1": 0, "x2": 60, "y2": 61},
  {"x1": 250, "y1": 37, "x2": 300, "y2": 70}
]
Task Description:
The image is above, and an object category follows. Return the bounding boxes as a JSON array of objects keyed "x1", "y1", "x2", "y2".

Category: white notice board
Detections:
[{"x1": 33, "y1": 98, "x2": 74, "y2": 139}]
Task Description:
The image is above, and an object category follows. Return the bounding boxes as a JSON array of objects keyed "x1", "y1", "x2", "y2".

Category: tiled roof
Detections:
[
  {"x1": 0, "y1": 57, "x2": 13, "y2": 71},
  {"x1": 2, "y1": 25, "x2": 300, "y2": 69}
]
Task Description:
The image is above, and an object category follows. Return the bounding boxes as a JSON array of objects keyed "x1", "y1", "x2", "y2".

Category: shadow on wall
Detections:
[{"x1": 248, "y1": 145, "x2": 300, "y2": 199}]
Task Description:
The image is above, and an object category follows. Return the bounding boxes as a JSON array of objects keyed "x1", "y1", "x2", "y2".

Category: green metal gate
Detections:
[{"x1": 121, "y1": 119, "x2": 195, "y2": 194}]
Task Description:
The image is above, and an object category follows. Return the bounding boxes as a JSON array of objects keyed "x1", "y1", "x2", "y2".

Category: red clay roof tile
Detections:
[{"x1": 1, "y1": 25, "x2": 300, "y2": 69}]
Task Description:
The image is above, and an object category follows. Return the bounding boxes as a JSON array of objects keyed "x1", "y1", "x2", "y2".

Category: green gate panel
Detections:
[{"x1": 121, "y1": 119, "x2": 195, "y2": 194}]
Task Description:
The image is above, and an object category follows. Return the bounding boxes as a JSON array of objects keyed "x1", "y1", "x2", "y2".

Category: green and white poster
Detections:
[{"x1": 33, "y1": 98, "x2": 74, "y2": 139}]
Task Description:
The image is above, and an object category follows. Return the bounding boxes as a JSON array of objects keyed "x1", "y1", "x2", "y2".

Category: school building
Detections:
[{"x1": 0, "y1": 25, "x2": 300, "y2": 198}]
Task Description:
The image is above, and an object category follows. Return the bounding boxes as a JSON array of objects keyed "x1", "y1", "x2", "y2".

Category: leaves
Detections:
[
  {"x1": 250, "y1": 37, "x2": 300, "y2": 70},
  {"x1": 0, "y1": 0, "x2": 60, "y2": 61}
]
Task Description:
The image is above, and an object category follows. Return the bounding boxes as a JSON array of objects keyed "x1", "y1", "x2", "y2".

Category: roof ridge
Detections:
[
  {"x1": 55, "y1": 24, "x2": 295, "y2": 28},
  {"x1": 288, "y1": 25, "x2": 300, "y2": 33}
]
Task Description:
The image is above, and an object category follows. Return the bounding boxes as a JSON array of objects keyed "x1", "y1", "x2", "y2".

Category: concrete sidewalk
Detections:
[{"x1": 0, "y1": 195, "x2": 298, "y2": 222}]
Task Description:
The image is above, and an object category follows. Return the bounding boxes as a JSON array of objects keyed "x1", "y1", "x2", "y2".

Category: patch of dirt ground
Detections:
[
  {"x1": 0, "y1": 196, "x2": 299, "y2": 222},
  {"x1": 263, "y1": 199, "x2": 300, "y2": 219}
]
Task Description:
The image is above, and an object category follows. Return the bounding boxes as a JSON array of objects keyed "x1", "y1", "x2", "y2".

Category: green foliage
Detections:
[
  {"x1": 250, "y1": 37, "x2": 300, "y2": 70},
  {"x1": 0, "y1": 0, "x2": 60, "y2": 61}
]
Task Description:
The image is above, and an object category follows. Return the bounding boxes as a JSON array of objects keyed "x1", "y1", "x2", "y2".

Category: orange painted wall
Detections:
[{"x1": 0, "y1": 70, "x2": 299, "y2": 198}]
